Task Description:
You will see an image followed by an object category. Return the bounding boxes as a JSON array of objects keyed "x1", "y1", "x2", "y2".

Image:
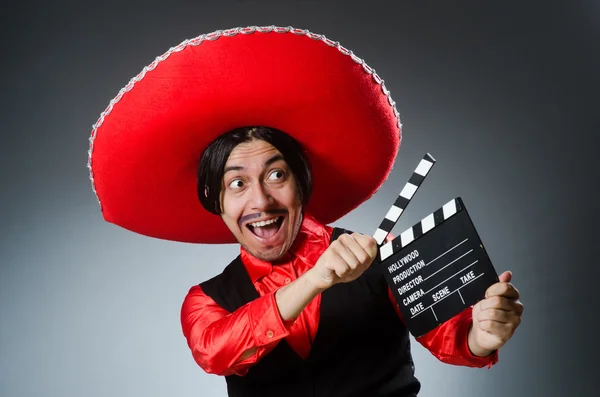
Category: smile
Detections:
[
  {"x1": 249, "y1": 217, "x2": 279, "y2": 227},
  {"x1": 245, "y1": 216, "x2": 284, "y2": 240}
]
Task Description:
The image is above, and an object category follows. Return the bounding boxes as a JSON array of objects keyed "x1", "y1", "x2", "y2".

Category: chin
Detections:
[
  {"x1": 254, "y1": 250, "x2": 285, "y2": 262},
  {"x1": 242, "y1": 245, "x2": 282, "y2": 262}
]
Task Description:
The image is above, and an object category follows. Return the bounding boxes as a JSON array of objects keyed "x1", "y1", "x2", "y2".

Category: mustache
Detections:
[{"x1": 239, "y1": 209, "x2": 288, "y2": 227}]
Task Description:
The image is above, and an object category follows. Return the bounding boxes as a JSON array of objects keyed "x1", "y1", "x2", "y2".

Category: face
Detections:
[{"x1": 220, "y1": 139, "x2": 303, "y2": 262}]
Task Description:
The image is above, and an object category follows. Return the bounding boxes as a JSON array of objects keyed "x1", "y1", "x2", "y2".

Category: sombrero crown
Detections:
[{"x1": 88, "y1": 26, "x2": 402, "y2": 244}]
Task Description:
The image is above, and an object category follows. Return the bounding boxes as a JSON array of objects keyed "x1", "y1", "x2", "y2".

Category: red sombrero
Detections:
[{"x1": 87, "y1": 26, "x2": 402, "y2": 244}]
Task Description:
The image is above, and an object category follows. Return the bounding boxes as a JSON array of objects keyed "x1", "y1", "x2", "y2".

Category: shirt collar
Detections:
[{"x1": 240, "y1": 212, "x2": 333, "y2": 284}]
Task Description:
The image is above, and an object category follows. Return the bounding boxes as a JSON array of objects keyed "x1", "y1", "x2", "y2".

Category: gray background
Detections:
[{"x1": 1, "y1": 1, "x2": 598, "y2": 396}]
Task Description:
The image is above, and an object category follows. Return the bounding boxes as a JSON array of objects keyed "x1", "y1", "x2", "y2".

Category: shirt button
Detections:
[
  {"x1": 266, "y1": 330, "x2": 274, "y2": 338},
  {"x1": 284, "y1": 278, "x2": 291, "y2": 284}
]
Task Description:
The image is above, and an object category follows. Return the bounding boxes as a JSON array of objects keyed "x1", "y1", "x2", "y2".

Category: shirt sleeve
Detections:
[
  {"x1": 180, "y1": 285, "x2": 292, "y2": 376},
  {"x1": 387, "y1": 287, "x2": 498, "y2": 368}
]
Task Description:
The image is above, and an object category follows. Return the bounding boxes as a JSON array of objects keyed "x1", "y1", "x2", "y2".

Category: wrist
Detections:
[
  {"x1": 274, "y1": 269, "x2": 326, "y2": 322},
  {"x1": 302, "y1": 267, "x2": 331, "y2": 293},
  {"x1": 467, "y1": 323, "x2": 494, "y2": 357}
]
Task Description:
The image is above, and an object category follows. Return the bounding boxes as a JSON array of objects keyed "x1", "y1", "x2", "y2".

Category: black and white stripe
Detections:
[
  {"x1": 379, "y1": 198, "x2": 462, "y2": 261},
  {"x1": 373, "y1": 153, "x2": 436, "y2": 246}
]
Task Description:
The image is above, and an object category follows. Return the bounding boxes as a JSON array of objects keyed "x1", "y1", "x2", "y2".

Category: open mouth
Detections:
[{"x1": 246, "y1": 216, "x2": 284, "y2": 240}]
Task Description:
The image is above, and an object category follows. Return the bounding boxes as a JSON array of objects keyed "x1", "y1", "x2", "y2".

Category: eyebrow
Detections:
[{"x1": 223, "y1": 154, "x2": 285, "y2": 174}]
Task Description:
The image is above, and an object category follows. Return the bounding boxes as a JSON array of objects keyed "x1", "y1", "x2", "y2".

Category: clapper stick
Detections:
[
  {"x1": 373, "y1": 153, "x2": 436, "y2": 246},
  {"x1": 379, "y1": 198, "x2": 461, "y2": 261}
]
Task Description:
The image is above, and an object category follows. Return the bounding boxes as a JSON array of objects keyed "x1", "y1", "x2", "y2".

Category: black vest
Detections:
[{"x1": 200, "y1": 228, "x2": 421, "y2": 397}]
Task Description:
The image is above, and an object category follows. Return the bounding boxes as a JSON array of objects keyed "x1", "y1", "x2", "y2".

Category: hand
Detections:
[
  {"x1": 469, "y1": 271, "x2": 524, "y2": 356},
  {"x1": 307, "y1": 232, "x2": 378, "y2": 290}
]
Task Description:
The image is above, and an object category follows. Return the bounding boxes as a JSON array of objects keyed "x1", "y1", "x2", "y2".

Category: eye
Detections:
[
  {"x1": 228, "y1": 179, "x2": 244, "y2": 189},
  {"x1": 268, "y1": 170, "x2": 285, "y2": 181}
]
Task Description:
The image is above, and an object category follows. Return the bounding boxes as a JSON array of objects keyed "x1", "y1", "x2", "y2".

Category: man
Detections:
[
  {"x1": 180, "y1": 126, "x2": 522, "y2": 396},
  {"x1": 87, "y1": 26, "x2": 522, "y2": 396}
]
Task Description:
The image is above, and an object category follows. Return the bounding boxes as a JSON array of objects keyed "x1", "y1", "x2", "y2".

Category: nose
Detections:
[{"x1": 248, "y1": 181, "x2": 274, "y2": 211}]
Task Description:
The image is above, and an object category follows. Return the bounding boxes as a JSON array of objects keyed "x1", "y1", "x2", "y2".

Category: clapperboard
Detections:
[{"x1": 373, "y1": 154, "x2": 499, "y2": 337}]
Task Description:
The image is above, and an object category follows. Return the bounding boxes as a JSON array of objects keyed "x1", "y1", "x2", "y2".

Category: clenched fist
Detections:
[
  {"x1": 468, "y1": 271, "x2": 524, "y2": 356},
  {"x1": 307, "y1": 232, "x2": 378, "y2": 290}
]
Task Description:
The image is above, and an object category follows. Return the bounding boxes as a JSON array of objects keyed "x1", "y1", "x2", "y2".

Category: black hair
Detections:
[{"x1": 197, "y1": 126, "x2": 313, "y2": 214}]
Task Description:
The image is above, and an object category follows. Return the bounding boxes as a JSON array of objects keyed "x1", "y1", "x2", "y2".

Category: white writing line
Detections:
[
  {"x1": 458, "y1": 290, "x2": 465, "y2": 304},
  {"x1": 411, "y1": 272, "x2": 485, "y2": 319},
  {"x1": 432, "y1": 307, "x2": 438, "y2": 321},
  {"x1": 423, "y1": 249, "x2": 474, "y2": 282},
  {"x1": 425, "y1": 259, "x2": 479, "y2": 294},
  {"x1": 424, "y1": 238, "x2": 468, "y2": 269}
]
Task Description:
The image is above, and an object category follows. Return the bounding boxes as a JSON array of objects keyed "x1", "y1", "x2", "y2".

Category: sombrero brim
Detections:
[{"x1": 88, "y1": 26, "x2": 402, "y2": 244}]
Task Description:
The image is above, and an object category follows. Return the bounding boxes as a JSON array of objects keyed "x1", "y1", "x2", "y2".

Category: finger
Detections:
[
  {"x1": 347, "y1": 234, "x2": 374, "y2": 266},
  {"x1": 476, "y1": 308, "x2": 520, "y2": 324},
  {"x1": 333, "y1": 236, "x2": 361, "y2": 270},
  {"x1": 471, "y1": 300, "x2": 482, "y2": 317},
  {"x1": 330, "y1": 254, "x2": 351, "y2": 278},
  {"x1": 351, "y1": 233, "x2": 378, "y2": 261},
  {"x1": 338, "y1": 233, "x2": 371, "y2": 266},
  {"x1": 485, "y1": 281, "x2": 520, "y2": 300},
  {"x1": 477, "y1": 319, "x2": 514, "y2": 337},
  {"x1": 480, "y1": 296, "x2": 524, "y2": 314},
  {"x1": 498, "y1": 270, "x2": 512, "y2": 283}
]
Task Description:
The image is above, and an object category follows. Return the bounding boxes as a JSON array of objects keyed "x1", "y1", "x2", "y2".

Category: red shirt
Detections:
[{"x1": 181, "y1": 214, "x2": 498, "y2": 376}]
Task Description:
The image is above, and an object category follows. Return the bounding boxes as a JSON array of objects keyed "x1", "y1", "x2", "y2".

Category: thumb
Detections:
[{"x1": 498, "y1": 270, "x2": 512, "y2": 283}]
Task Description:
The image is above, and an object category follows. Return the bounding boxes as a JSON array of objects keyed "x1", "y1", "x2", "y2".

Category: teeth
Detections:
[{"x1": 250, "y1": 217, "x2": 279, "y2": 228}]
